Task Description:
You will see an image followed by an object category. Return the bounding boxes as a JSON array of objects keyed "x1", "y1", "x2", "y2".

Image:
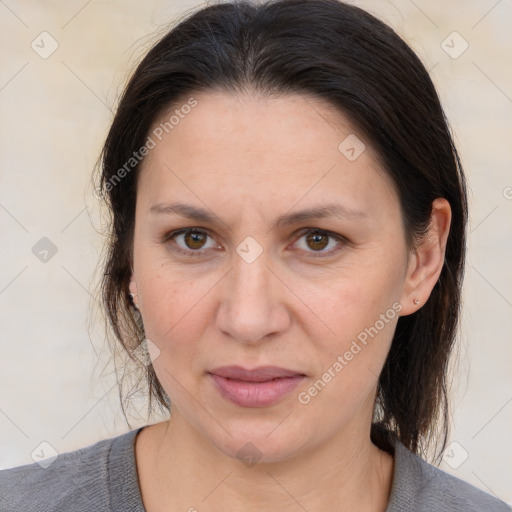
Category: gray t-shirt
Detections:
[{"x1": 0, "y1": 427, "x2": 510, "y2": 511}]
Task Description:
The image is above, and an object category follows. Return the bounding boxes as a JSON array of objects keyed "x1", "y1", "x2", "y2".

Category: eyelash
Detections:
[{"x1": 161, "y1": 227, "x2": 348, "y2": 259}]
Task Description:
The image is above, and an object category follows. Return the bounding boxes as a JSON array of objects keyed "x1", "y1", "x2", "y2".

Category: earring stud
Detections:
[
  {"x1": 413, "y1": 298, "x2": 419, "y2": 305},
  {"x1": 129, "y1": 292, "x2": 139, "y2": 310}
]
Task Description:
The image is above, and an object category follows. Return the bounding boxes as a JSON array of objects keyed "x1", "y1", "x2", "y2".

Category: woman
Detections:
[{"x1": 1, "y1": 0, "x2": 509, "y2": 510}]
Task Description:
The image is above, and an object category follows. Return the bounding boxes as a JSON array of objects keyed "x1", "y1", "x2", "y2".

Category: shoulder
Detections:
[
  {"x1": 0, "y1": 428, "x2": 143, "y2": 512},
  {"x1": 388, "y1": 439, "x2": 511, "y2": 512}
]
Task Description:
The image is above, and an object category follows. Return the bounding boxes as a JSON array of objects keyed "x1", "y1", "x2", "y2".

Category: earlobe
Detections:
[
  {"x1": 129, "y1": 274, "x2": 137, "y2": 296},
  {"x1": 399, "y1": 198, "x2": 451, "y2": 316},
  {"x1": 129, "y1": 274, "x2": 139, "y2": 308}
]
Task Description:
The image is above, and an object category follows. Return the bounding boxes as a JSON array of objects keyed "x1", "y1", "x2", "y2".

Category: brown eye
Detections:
[
  {"x1": 305, "y1": 230, "x2": 329, "y2": 251},
  {"x1": 164, "y1": 228, "x2": 218, "y2": 257},
  {"x1": 293, "y1": 228, "x2": 346, "y2": 257},
  {"x1": 183, "y1": 230, "x2": 208, "y2": 250}
]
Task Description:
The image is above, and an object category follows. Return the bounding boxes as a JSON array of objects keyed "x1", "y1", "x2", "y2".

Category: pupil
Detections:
[
  {"x1": 308, "y1": 231, "x2": 327, "y2": 251},
  {"x1": 187, "y1": 231, "x2": 205, "y2": 249}
]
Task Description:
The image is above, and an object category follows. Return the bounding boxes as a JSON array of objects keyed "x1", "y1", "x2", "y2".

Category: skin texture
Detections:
[{"x1": 129, "y1": 91, "x2": 451, "y2": 512}]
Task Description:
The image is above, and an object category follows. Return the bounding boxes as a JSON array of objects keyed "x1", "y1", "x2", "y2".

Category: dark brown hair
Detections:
[{"x1": 95, "y1": 0, "x2": 467, "y2": 462}]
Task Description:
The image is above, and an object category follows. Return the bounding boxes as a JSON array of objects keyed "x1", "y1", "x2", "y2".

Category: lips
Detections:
[
  {"x1": 210, "y1": 365, "x2": 304, "y2": 382},
  {"x1": 208, "y1": 365, "x2": 306, "y2": 407}
]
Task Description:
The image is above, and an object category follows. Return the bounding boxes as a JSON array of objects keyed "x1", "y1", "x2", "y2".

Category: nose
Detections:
[{"x1": 216, "y1": 250, "x2": 291, "y2": 344}]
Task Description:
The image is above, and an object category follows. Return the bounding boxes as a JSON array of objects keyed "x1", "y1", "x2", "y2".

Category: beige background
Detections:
[{"x1": 0, "y1": 0, "x2": 511, "y2": 504}]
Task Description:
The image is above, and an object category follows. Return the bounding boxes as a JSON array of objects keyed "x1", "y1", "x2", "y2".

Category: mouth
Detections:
[{"x1": 208, "y1": 365, "x2": 307, "y2": 408}]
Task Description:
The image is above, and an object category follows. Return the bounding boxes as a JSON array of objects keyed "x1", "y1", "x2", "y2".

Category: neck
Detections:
[{"x1": 135, "y1": 414, "x2": 394, "y2": 512}]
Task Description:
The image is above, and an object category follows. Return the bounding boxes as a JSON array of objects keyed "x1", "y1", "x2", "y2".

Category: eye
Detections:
[
  {"x1": 163, "y1": 228, "x2": 219, "y2": 257},
  {"x1": 162, "y1": 227, "x2": 347, "y2": 258},
  {"x1": 292, "y1": 228, "x2": 347, "y2": 257}
]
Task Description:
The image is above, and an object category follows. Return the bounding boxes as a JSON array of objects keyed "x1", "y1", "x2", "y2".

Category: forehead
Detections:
[
  {"x1": 147, "y1": 91, "x2": 366, "y2": 167},
  {"x1": 137, "y1": 91, "x2": 399, "y2": 224}
]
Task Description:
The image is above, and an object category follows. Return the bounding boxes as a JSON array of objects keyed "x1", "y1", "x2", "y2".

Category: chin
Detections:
[
  {"x1": 220, "y1": 438, "x2": 298, "y2": 465},
  {"x1": 207, "y1": 421, "x2": 310, "y2": 466}
]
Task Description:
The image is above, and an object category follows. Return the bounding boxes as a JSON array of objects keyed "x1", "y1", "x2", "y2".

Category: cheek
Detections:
[
  {"x1": 140, "y1": 278, "x2": 206, "y2": 403},
  {"x1": 135, "y1": 262, "x2": 217, "y2": 373},
  {"x1": 296, "y1": 263, "x2": 402, "y2": 399},
  {"x1": 139, "y1": 275, "x2": 201, "y2": 339},
  {"x1": 299, "y1": 261, "x2": 401, "y2": 345},
  {"x1": 135, "y1": 244, "x2": 210, "y2": 325}
]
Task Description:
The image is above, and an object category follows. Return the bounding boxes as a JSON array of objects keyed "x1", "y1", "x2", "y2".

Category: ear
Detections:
[
  {"x1": 129, "y1": 273, "x2": 138, "y2": 305},
  {"x1": 399, "y1": 198, "x2": 451, "y2": 316}
]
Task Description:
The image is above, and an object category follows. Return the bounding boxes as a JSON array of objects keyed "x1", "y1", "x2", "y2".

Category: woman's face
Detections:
[{"x1": 130, "y1": 91, "x2": 413, "y2": 462}]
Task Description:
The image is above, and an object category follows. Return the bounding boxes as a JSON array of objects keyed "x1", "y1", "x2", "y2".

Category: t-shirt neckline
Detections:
[{"x1": 108, "y1": 426, "x2": 410, "y2": 512}]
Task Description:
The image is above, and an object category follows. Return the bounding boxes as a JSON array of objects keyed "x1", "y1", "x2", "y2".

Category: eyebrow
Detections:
[{"x1": 149, "y1": 201, "x2": 367, "y2": 228}]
